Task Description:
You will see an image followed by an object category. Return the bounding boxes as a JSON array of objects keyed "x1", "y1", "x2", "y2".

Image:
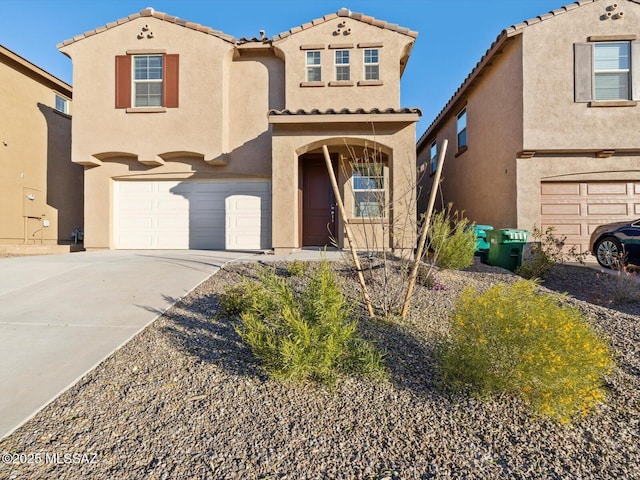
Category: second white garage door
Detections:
[
  {"x1": 540, "y1": 181, "x2": 640, "y2": 253},
  {"x1": 114, "y1": 180, "x2": 271, "y2": 250}
]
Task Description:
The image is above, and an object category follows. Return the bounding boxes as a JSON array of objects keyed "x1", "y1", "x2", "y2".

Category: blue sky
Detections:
[{"x1": 0, "y1": 0, "x2": 567, "y2": 133}]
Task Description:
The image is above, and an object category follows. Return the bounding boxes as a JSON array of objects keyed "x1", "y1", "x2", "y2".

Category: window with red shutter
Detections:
[{"x1": 115, "y1": 53, "x2": 179, "y2": 109}]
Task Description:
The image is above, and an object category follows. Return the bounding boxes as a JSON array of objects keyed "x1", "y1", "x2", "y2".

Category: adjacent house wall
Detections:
[
  {"x1": 418, "y1": 36, "x2": 524, "y2": 229},
  {"x1": 0, "y1": 47, "x2": 81, "y2": 245},
  {"x1": 517, "y1": 0, "x2": 640, "y2": 232}
]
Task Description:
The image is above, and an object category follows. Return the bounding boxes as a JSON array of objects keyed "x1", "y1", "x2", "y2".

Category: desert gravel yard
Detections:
[{"x1": 1, "y1": 259, "x2": 639, "y2": 479}]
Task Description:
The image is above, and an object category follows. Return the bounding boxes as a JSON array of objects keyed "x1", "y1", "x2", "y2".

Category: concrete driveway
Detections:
[{"x1": 0, "y1": 249, "x2": 257, "y2": 439}]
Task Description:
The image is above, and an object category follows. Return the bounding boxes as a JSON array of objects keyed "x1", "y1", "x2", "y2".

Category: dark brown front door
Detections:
[{"x1": 302, "y1": 158, "x2": 337, "y2": 246}]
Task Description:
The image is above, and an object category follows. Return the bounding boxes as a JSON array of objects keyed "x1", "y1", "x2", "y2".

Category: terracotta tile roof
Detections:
[
  {"x1": 57, "y1": 7, "x2": 236, "y2": 48},
  {"x1": 272, "y1": 8, "x2": 418, "y2": 41},
  {"x1": 58, "y1": 7, "x2": 418, "y2": 50},
  {"x1": 269, "y1": 107, "x2": 421, "y2": 115},
  {"x1": 416, "y1": 0, "x2": 630, "y2": 150}
]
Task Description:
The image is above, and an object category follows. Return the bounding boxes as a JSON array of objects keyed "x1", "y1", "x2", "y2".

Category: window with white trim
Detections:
[
  {"x1": 594, "y1": 42, "x2": 630, "y2": 100},
  {"x1": 363, "y1": 49, "x2": 379, "y2": 80},
  {"x1": 55, "y1": 94, "x2": 68, "y2": 114},
  {"x1": 306, "y1": 51, "x2": 321, "y2": 82},
  {"x1": 353, "y1": 163, "x2": 385, "y2": 217},
  {"x1": 430, "y1": 141, "x2": 437, "y2": 174},
  {"x1": 335, "y1": 50, "x2": 350, "y2": 81},
  {"x1": 574, "y1": 39, "x2": 640, "y2": 103},
  {"x1": 457, "y1": 109, "x2": 467, "y2": 150},
  {"x1": 133, "y1": 55, "x2": 163, "y2": 107}
]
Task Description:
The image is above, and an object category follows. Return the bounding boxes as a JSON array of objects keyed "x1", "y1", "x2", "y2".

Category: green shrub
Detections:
[
  {"x1": 224, "y1": 261, "x2": 385, "y2": 387},
  {"x1": 428, "y1": 205, "x2": 476, "y2": 270},
  {"x1": 217, "y1": 282, "x2": 264, "y2": 318},
  {"x1": 287, "y1": 259, "x2": 309, "y2": 277},
  {"x1": 440, "y1": 280, "x2": 614, "y2": 422},
  {"x1": 517, "y1": 225, "x2": 586, "y2": 280}
]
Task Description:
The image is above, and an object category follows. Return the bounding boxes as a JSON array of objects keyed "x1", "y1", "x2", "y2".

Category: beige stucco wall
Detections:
[
  {"x1": 61, "y1": 12, "x2": 418, "y2": 251},
  {"x1": 517, "y1": 154, "x2": 640, "y2": 235},
  {"x1": 421, "y1": 0, "x2": 640, "y2": 236},
  {"x1": 418, "y1": 36, "x2": 524, "y2": 229},
  {"x1": 60, "y1": 18, "x2": 237, "y2": 164},
  {"x1": 522, "y1": 0, "x2": 640, "y2": 150},
  {"x1": 516, "y1": 0, "x2": 640, "y2": 231},
  {"x1": 0, "y1": 51, "x2": 81, "y2": 245},
  {"x1": 274, "y1": 18, "x2": 413, "y2": 110},
  {"x1": 60, "y1": 18, "x2": 276, "y2": 249},
  {"x1": 271, "y1": 119, "x2": 418, "y2": 253}
]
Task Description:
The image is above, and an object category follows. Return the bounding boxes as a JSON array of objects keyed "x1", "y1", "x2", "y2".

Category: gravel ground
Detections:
[{"x1": 1, "y1": 259, "x2": 639, "y2": 479}]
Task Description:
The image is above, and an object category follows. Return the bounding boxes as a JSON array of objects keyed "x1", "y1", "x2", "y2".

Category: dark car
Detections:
[{"x1": 589, "y1": 219, "x2": 640, "y2": 268}]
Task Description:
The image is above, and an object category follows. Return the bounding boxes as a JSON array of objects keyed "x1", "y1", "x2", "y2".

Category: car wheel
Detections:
[{"x1": 595, "y1": 237, "x2": 623, "y2": 269}]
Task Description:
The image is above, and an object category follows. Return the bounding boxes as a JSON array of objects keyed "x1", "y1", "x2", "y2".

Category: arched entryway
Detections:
[{"x1": 296, "y1": 139, "x2": 392, "y2": 249}]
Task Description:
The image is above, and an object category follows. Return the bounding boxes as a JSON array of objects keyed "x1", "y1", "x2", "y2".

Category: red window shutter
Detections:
[
  {"x1": 164, "y1": 54, "x2": 179, "y2": 108},
  {"x1": 115, "y1": 55, "x2": 131, "y2": 109}
]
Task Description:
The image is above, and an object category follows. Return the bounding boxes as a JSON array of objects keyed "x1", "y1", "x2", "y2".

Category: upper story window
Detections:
[
  {"x1": 594, "y1": 42, "x2": 630, "y2": 101},
  {"x1": 115, "y1": 53, "x2": 179, "y2": 110},
  {"x1": 430, "y1": 141, "x2": 437, "y2": 174},
  {"x1": 353, "y1": 163, "x2": 385, "y2": 218},
  {"x1": 575, "y1": 39, "x2": 639, "y2": 104},
  {"x1": 363, "y1": 49, "x2": 379, "y2": 80},
  {"x1": 335, "y1": 50, "x2": 350, "y2": 81},
  {"x1": 133, "y1": 55, "x2": 163, "y2": 107},
  {"x1": 55, "y1": 94, "x2": 69, "y2": 114},
  {"x1": 457, "y1": 109, "x2": 467, "y2": 150},
  {"x1": 306, "y1": 51, "x2": 322, "y2": 82}
]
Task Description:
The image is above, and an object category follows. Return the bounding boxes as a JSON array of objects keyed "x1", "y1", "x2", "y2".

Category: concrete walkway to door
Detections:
[{"x1": 0, "y1": 250, "x2": 256, "y2": 439}]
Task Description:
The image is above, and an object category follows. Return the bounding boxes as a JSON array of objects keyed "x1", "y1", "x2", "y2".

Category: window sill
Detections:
[
  {"x1": 455, "y1": 145, "x2": 468, "y2": 157},
  {"x1": 300, "y1": 81, "x2": 325, "y2": 87},
  {"x1": 589, "y1": 100, "x2": 637, "y2": 107},
  {"x1": 328, "y1": 81, "x2": 354, "y2": 87},
  {"x1": 357, "y1": 80, "x2": 383, "y2": 86},
  {"x1": 52, "y1": 108, "x2": 71, "y2": 119},
  {"x1": 125, "y1": 107, "x2": 167, "y2": 113},
  {"x1": 348, "y1": 217, "x2": 387, "y2": 224}
]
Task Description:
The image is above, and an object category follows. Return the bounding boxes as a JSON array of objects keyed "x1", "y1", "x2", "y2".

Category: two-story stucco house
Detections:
[
  {"x1": 0, "y1": 44, "x2": 82, "y2": 248},
  {"x1": 58, "y1": 8, "x2": 420, "y2": 253},
  {"x1": 417, "y1": 0, "x2": 640, "y2": 253}
]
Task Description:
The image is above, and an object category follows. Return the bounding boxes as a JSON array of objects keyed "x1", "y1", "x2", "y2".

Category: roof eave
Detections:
[
  {"x1": 0, "y1": 45, "x2": 72, "y2": 96},
  {"x1": 417, "y1": 30, "x2": 514, "y2": 151}
]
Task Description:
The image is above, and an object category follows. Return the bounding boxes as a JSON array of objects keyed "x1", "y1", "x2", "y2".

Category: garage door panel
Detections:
[
  {"x1": 541, "y1": 223, "x2": 582, "y2": 236},
  {"x1": 587, "y1": 183, "x2": 628, "y2": 195},
  {"x1": 115, "y1": 180, "x2": 271, "y2": 250},
  {"x1": 541, "y1": 181, "x2": 640, "y2": 254},
  {"x1": 587, "y1": 203, "x2": 628, "y2": 215},
  {"x1": 541, "y1": 183, "x2": 580, "y2": 195},
  {"x1": 540, "y1": 203, "x2": 581, "y2": 215}
]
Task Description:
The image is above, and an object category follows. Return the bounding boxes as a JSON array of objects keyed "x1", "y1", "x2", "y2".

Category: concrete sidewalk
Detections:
[{"x1": 0, "y1": 250, "x2": 256, "y2": 439}]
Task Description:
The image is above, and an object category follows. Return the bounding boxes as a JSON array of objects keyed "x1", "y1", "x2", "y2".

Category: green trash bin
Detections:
[
  {"x1": 486, "y1": 228, "x2": 529, "y2": 271},
  {"x1": 472, "y1": 225, "x2": 493, "y2": 263}
]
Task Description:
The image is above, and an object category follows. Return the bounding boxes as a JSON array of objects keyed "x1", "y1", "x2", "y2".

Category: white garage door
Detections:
[
  {"x1": 540, "y1": 181, "x2": 640, "y2": 253},
  {"x1": 114, "y1": 180, "x2": 271, "y2": 250}
]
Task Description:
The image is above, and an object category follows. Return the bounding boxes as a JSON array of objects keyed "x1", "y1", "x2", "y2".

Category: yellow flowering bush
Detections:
[{"x1": 440, "y1": 280, "x2": 614, "y2": 422}]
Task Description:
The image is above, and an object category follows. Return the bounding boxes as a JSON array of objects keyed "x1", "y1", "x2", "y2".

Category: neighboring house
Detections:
[
  {"x1": 58, "y1": 8, "x2": 420, "y2": 253},
  {"x1": 417, "y1": 0, "x2": 640, "y2": 253},
  {"x1": 0, "y1": 44, "x2": 82, "y2": 246}
]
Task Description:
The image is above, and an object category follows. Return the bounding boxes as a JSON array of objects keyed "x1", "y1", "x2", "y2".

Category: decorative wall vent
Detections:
[
  {"x1": 602, "y1": 3, "x2": 624, "y2": 20},
  {"x1": 333, "y1": 21, "x2": 351, "y2": 36},
  {"x1": 137, "y1": 24, "x2": 154, "y2": 39}
]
